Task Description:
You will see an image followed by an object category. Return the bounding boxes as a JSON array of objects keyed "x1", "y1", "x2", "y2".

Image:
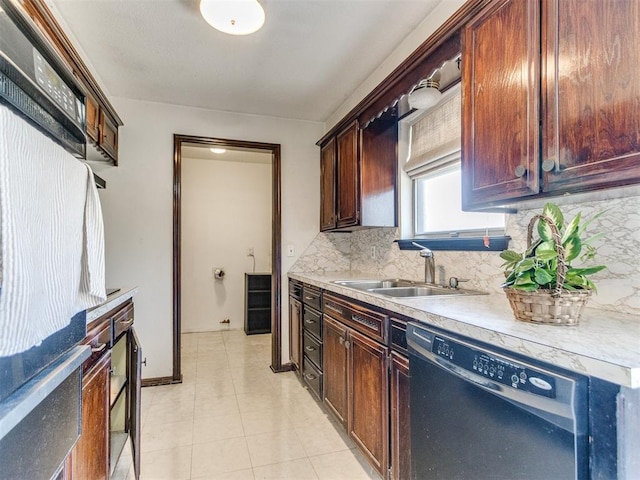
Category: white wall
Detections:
[
  {"x1": 181, "y1": 155, "x2": 272, "y2": 333},
  {"x1": 94, "y1": 98, "x2": 322, "y2": 379}
]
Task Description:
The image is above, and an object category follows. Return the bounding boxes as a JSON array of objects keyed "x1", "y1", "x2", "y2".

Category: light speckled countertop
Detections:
[
  {"x1": 289, "y1": 272, "x2": 640, "y2": 388},
  {"x1": 86, "y1": 287, "x2": 138, "y2": 323}
]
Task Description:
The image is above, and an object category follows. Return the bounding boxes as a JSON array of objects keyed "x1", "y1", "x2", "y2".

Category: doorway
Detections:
[{"x1": 173, "y1": 134, "x2": 284, "y2": 383}]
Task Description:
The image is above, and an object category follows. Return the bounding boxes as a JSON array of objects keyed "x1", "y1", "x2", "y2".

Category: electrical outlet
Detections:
[
  {"x1": 371, "y1": 246, "x2": 376, "y2": 259},
  {"x1": 287, "y1": 244, "x2": 295, "y2": 257},
  {"x1": 246, "y1": 247, "x2": 254, "y2": 256}
]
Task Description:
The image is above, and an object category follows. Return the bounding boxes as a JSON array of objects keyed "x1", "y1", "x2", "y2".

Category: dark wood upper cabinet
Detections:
[
  {"x1": 99, "y1": 109, "x2": 119, "y2": 162},
  {"x1": 360, "y1": 112, "x2": 398, "y2": 228},
  {"x1": 461, "y1": 0, "x2": 540, "y2": 208},
  {"x1": 336, "y1": 121, "x2": 360, "y2": 229},
  {"x1": 19, "y1": 0, "x2": 123, "y2": 165},
  {"x1": 86, "y1": 94, "x2": 100, "y2": 145},
  {"x1": 541, "y1": 0, "x2": 640, "y2": 194},
  {"x1": 319, "y1": 112, "x2": 397, "y2": 232},
  {"x1": 320, "y1": 138, "x2": 337, "y2": 231},
  {"x1": 462, "y1": 0, "x2": 640, "y2": 210}
]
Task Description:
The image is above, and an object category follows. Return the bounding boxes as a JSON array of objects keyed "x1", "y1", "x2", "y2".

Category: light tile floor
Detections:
[{"x1": 113, "y1": 330, "x2": 380, "y2": 480}]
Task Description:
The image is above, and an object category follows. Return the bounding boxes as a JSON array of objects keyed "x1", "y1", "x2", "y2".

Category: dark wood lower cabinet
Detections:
[
  {"x1": 390, "y1": 352, "x2": 410, "y2": 480},
  {"x1": 289, "y1": 296, "x2": 302, "y2": 372},
  {"x1": 67, "y1": 299, "x2": 140, "y2": 479},
  {"x1": 323, "y1": 314, "x2": 389, "y2": 476},
  {"x1": 348, "y1": 329, "x2": 389, "y2": 475},
  {"x1": 322, "y1": 315, "x2": 349, "y2": 426},
  {"x1": 72, "y1": 350, "x2": 111, "y2": 480}
]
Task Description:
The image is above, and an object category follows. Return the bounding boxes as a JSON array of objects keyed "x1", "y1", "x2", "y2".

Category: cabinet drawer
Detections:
[
  {"x1": 302, "y1": 357, "x2": 323, "y2": 400},
  {"x1": 289, "y1": 280, "x2": 303, "y2": 300},
  {"x1": 323, "y1": 293, "x2": 387, "y2": 343},
  {"x1": 302, "y1": 286, "x2": 322, "y2": 310},
  {"x1": 303, "y1": 305, "x2": 322, "y2": 340},
  {"x1": 83, "y1": 318, "x2": 111, "y2": 371},
  {"x1": 112, "y1": 301, "x2": 134, "y2": 342},
  {"x1": 303, "y1": 331, "x2": 322, "y2": 370}
]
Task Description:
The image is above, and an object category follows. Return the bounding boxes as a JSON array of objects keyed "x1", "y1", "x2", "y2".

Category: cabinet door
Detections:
[
  {"x1": 390, "y1": 352, "x2": 410, "y2": 480},
  {"x1": 336, "y1": 121, "x2": 360, "y2": 228},
  {"x1": 128, "y1": 327, "x2": 142, "y2": 480},
  {"x1": 86, "y1": 95, "x2": 100, "y2": 144},
  {"x1": 359, "y1": 112, "x2": 397, "y2": 228},
  {"x1": 541, "y1": 0, "x2": 640, "y2": 193},
  {"x1": 348, "y1": 329, "x2": 389, "y2": 476},
  {"x1": 461, "y1": 0, "x2": 541, "y2": 209},
  {"x1": 289, "y1": 297, "x2": 302, "y2": 372},
  {"x1": 322, "y1": 315, "x2": 349, "y2": 426},
  {"x1": 320, "y1": 138, "x2": 337, "y2": 231},
  {"x1": 99, "y1": 110, "x2": 118, "y2": 164},
  {"x1": 72, "y1": 351, "x2": 111, "y2": 480}
]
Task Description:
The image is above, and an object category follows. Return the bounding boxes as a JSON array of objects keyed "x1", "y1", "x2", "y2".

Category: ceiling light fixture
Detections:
[
  {"x1": 408, "y1": 78, "x2": 442, "y2": 111},
  {"x1": 210, "y1": 148, "x2": 226, "y2": 154},
  {"x1": 199, "y1": 0, "x2": 265, "y2": 36}
]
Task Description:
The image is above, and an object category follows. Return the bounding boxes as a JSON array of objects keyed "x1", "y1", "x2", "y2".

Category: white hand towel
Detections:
[
  {"x1": 77, "y1": 162, "x2": 106, "y2": 309},
  {"x1": 0, "y1": 105, "x2": 106, "y2": 356}
]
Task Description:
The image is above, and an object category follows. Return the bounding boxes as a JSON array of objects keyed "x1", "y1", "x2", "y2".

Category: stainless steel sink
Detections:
[
  {"x1": 332, "y1": 279, "x2": 486, "y2": 298},
  {"x1": 368, "y1": 286, "x2": 485, "y2": 297},
  {"x1": 332, "y1": 279, "x2": 416, "y2": 290}
]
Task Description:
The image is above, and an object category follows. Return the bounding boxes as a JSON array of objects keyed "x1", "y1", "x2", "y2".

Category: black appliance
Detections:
[
  {"x1": 407, "y1": 322, "x2": 588, "y2": 480},
  {"x1": 0, "y1": 1, "x2": 91, "y2": 478},
  {"x1": 0, "y1": 0, "x2": 85, "y2": 157}
]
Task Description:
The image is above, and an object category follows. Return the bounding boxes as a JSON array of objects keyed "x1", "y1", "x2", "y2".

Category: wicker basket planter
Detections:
[
  {"x1": 502, "y1": 209, "x2": 599, "y2": 326},
  {"x1": 504, "y1": 288, "x2": 591, "y2": 326}
]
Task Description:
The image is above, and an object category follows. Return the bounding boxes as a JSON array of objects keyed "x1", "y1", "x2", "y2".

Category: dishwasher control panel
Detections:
[{"x1": 432, "y1": 335, "x2": 556, "y2": 398}]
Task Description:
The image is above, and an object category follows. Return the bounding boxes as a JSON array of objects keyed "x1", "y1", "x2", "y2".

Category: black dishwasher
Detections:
[{"x1": 407, "y1": 322, "x2": 588, "y2": 480}]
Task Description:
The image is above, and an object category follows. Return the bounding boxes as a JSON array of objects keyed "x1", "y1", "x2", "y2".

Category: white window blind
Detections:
[{"x1": 403, "y1": 85, "x2": 461, "y2": 178}]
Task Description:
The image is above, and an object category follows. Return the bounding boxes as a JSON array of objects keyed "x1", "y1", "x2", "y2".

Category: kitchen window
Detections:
[{"x1": 398, "y1": 83, "x2": 506, "y2": 249}]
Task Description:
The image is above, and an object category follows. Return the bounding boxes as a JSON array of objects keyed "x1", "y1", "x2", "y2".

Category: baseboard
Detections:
[
  {"x1": 271, "y1": 362, "x2": 294, "y2": 373},
  {"x1": 141, "y1": 375, "x2": 182, "y2": 387}
]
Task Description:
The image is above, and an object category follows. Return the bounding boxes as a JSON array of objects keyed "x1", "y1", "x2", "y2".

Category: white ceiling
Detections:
[{"x1": 50, "y1": 0, "x2": 443, "y2": 122}]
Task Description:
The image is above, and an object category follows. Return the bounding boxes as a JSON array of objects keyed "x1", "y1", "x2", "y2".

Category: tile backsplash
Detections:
[{"x1": 291, "y1": 193, "x2": 639, "y2": 316}]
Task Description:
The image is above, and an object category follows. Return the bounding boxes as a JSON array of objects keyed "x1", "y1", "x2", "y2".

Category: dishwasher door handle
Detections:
[
  {"x1": 434, "y1": 356, "x2": 501, "y2": 391},
  {"x1": 422, "y1": 352, "x2": 576, "y2": 430}
]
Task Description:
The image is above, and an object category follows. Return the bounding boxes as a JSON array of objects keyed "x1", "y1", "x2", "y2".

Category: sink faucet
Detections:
[{"x1": 412, "y1": 242, "x2": 435, "y2": 284}]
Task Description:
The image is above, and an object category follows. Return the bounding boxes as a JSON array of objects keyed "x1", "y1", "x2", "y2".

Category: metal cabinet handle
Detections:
[
  {"x1": 304, "y1": 295, "x2": 315, "y2": 301},
  {"x1": 338, "y1": 337, "x2": 344, "y2": 345},
  {"x1": 91, "y1": 343, "x2": 107, "y2": 353},
  {"x1": 305, "y1": 345, "x2": 316, "y2": 352},
  {"x1": 325, "y1": 303, "x2": 343, "y2": 315},
  {"x1": 514, "y1": 165, "x2": 526, "y2": 178},
  {"x1": 304, "y1": 318, "x2": 316, "y2": 324},
  {"x1": 305, "y1": 373, "x2": 317, "y2": 381},
  {"x1": 541, "y1": 158, "x2": 556, "y2": 172},
  {"x1": 118, "y1": 318, "x2": 134, "y2": 329},
  {"x1": 351, "y1": 314, "x2": 378, "y2": 331},
  {"x1": 344, "y1": 340, "x2": 351, "y2": 349}
]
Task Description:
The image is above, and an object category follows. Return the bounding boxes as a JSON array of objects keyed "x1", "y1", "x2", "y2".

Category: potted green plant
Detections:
[{"x1": 500, "y1": 202, "x2": 606, "y2": 325}]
